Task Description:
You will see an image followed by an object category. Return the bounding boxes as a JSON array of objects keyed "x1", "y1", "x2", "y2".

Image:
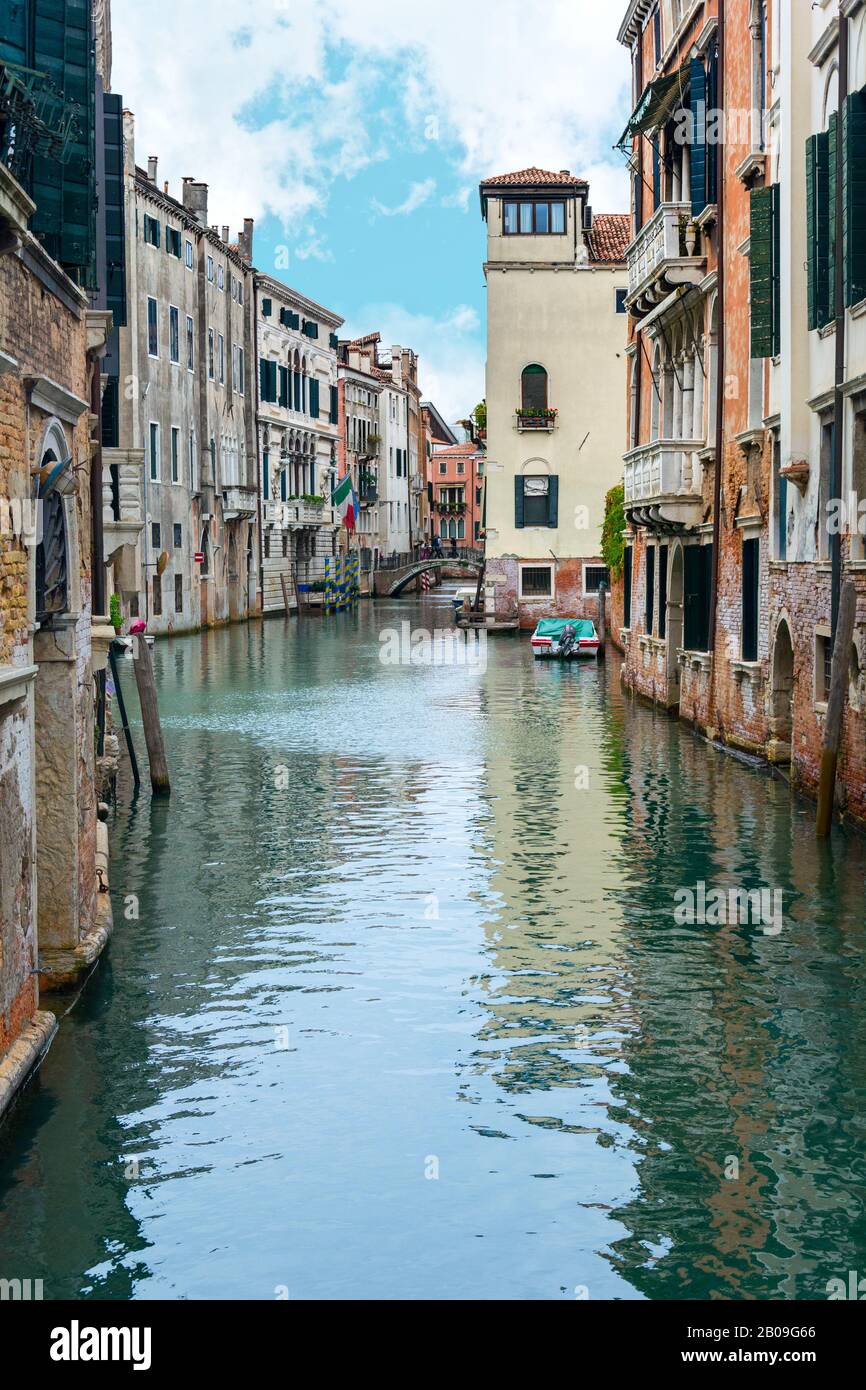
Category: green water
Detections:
[{"x1": 1, "y1": 593, "x2": 865, "y2": 1300}]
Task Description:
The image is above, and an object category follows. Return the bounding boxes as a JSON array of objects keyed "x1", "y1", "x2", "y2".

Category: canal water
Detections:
[{"x1": 1, "y1": 593, "x2": 865, "y2": 1300}]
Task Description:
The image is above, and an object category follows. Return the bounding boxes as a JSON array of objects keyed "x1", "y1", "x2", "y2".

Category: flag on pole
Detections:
[{"x1": 332, "y1": 473, "x2": 357, "y2": 532}]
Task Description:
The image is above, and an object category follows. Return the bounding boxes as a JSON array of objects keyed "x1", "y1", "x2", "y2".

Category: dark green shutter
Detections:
[
  {"x1": 690, "y1": 59, "x2": 707, "y2": 217},
  {"x1": 706, "y1": 45, "x2": 719, "y2": 205},
  {"x1": 262, "y1": 297, "x2": 272, "y2": 317},
  {"x1": 844, "y1": 86, "x2": 866, "y2": 307},
  {"x1": 684, "y1": 544, "x2": 713, "y2": 651},
  {"x1": 652, "y1": 140, "x2": 661, "y2": 209},
  {"x1": 260, "y1": 357, "x2": 268, "y2": 399},
  {"x1": 658, "y1": 545, "x2": 668, "y2": 640},
  {"x1": 279, "y1": 366, "x2": 288, "y2": 407},
  {"x1": 103, "y1": 94, "x2": 127, "y2": 328},
  {"x1": 623, "y1": 546, "x2": 633, "y2": 627},
  {"x1": 547, "y1": 475, "x2": 558, "y2": 528},
  {"x1": 263, "y1": 450, "x2": 269, "y2": 501},
  {"x1": 645, "y1": 544, "x2": 655, "y2": 634},
  {"x1": 514, "y1": 478, "x2": 525, "y2": 529},
  {"x1": 829, "y1": 112, "x2": 838, "y2": 318},
  {"x1": 807, "y1": 132, "x2": 831, "y2": 330},
  {"x1": 330, "y1": 385, "x2": 338, "y2": 424},
  {"x1": 742, "y1": 538, "x2": 759, "y2": 662},
  {"x1": 771, "y1": 182, "x2": 781, "y2": 356},
  {"x1": 269, "y1": 361, "x2": 278, "y2": 402},
  {"x1": 309, "y1": 379, "x2": 320, "y2": 417},
  {"x1": 750, "y1": 186, "x2": 774, "y2": 358}
]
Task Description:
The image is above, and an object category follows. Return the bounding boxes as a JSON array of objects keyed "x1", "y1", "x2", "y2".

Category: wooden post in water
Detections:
[
  {"x1": 597, "y1": 582, "x2": 607, "y2": 661},
  {"x1": 132, "y1": 636, "x2": 171, "y2": 798},
  {"x1": 816, "y1": 580, "x2": 857, "y2": 838}
]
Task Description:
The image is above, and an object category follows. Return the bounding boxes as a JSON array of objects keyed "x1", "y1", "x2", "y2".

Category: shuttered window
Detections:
[
  {"x1": 645, "y1": 545, "x2": 655, "y2": 635},
  {"x1": 652, "y1": 139, "x2": 661, "y2": 210},
  {"x1": 750, "y1": 184, "x2": 780, "y2": 359},
  {"x1": 515, "y1": 475, "x2": 558, "y2": 528},
  {"x1": 742, "y1": 538, "x2": 759, "y2": 662},
  {"x1": 259, "y1": 358, "x2": 277, "y2": 403},
  {"x1": 690, "y1": 59, "x2": 707, "y2": 218},
  {"x1": 278, "y1": 366, "x2": 289, "y2": 408},
  {"x1": 309, "y1": 378, "x2": 320, "y2": 418},
  {"x1": 706, "y1": 44, "x2": 719, "y2": 206},
  {"x1": 262, "y1": 450, "x2": 270, "y2": 501},
  {"x1": 330, "y1": 385, "x2": 339, "y2": 424},
  {"x1": 623, "y1": 546, "x2": 633, "y2": 628},
  {"x1": 844, "y1": 86, "x2": 866, "y2": 307},
  {"x1": 806, "y1": 132, "x2": 832, "y2": 330},
  {"x1": 684, "y1": 544, "x2": 713, "y2": 652},
  {"x1": 658, "y1": 544, "x2": 668, "y2": 640}
]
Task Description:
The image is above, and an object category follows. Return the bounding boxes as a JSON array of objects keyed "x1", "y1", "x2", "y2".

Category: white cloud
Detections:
[
  {"x1": 371, "y1": 178, "x2": 436, "y2": 218},
  {"x1": 111, "y1": 0, "x2": 631, "y2": 234},
  {"x1": 343, "y1": 304, "x2": 484, "y2": 425}
]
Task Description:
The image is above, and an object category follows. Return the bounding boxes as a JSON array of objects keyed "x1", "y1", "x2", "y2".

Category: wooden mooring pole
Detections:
[
  {"x1": 132, "y1": 635, "x2": 171, "y2": 798},
  {"x1": 816, "y1": 580, "x2": 857, "y2": 838},
  {"x1": 597, "y1": 582, "x2": 607, "y2": 660}
]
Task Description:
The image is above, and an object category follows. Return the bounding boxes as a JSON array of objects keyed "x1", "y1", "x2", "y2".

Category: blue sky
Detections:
[{"x1": 113, "y1": 0, "x2": 631, "y2": 424}]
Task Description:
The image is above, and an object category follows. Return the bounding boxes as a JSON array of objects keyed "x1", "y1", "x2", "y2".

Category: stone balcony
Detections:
[
  {"x1": 626, "y1": 202, "x2": 706, "y2": 317},
  {"x1": 624, "y1": 439, "x2": 706, "y2": 531},
  {"x1": 265, "y1": 499, "x2": 336, "y2": 528},
  {"x1": 221, "y1": 484, "x2": 257, "y2": 519},
  {"x1": 102, "y1": 448, "x2": 145, "y2": 559}
]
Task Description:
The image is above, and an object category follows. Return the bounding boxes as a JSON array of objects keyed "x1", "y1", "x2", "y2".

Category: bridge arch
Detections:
[{"x1": 387, "y1": 556, "x2": 483, "y2": 597}]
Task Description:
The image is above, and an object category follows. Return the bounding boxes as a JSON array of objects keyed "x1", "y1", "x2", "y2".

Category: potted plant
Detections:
[{"x1": 109, "y1": 592, "x2": 123, "y2": 634}]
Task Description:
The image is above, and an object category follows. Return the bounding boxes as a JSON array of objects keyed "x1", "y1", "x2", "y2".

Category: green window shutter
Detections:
[
  {"x1": 750, "y1": 186, "x2": 774, "y2": 358},
  {"x1": 844, "y1": 87, "x2": 866, "y2": 307},
  {"x1": 807, "y1": 133, "x2": 831, "y2": 330},
  {"x1": 514, "y1": 477, "x2": 525, "y2": 529},
  {"x1": 262, "y1": 298, "x2": 272, "y2": 317},
  {"x1": 706, "y1": 45, "x2": 719, "y2": 205},
  {"x1": 829, "y1": 112, "x2": 838, "y2": 318},
  {"x1": 269, "y1": 361, "x2": 278, "y2": 402},
  {"x1": 690, "y1": 59, "x2": 707, "y2": 217},
  {"x1": 309, "y1": 379, "x2": 320, "y2": 417},
  {"x1": 260, "y1": 357, "x2": 268, "y2": 399},
  {"x1": 330, "y1": 385, "x2": 338, "y2": 424},
  {"x1": 652, "y1": 140, "x2": 661, "y2": 209},
  {"x1": 279, "y1": 366, "x2": 289, "y2": 407},
  {"x1": 771, "y1": 182, "x2": 781, "y2": 356},
  {"x1": 263, "y1": 450, "x2": 269, "y2": 501},
  {"x1": 547, "y1": 475, "x2": 559, "y2": 528}
]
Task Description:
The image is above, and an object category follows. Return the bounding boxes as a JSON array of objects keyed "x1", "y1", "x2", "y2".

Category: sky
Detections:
[{"x1": 112, "y1": 0, "x2": 632, "y2": 426}]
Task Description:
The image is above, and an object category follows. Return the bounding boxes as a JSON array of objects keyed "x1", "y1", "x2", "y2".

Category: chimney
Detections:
[
  {"x1": 182, "y1": 177, "x2": 209, "y2": 225},
  {"x1": 221, "y1": 226, "x2": 229, "y2": 243},
  {"x1": 163, "y1": 181, "x2": 169, "y2": 196},
  {"x1": 560, "y1": 168, "x2": 570, "y2": 175},
  {"x1": 238, "y1": 217, "x2": 254, "y2": 262},
  {"x1": 147, "y1": 155, "x2": 158, "y2": 183},
  {"x1": 391, "y1": 346, "x2": 402, "y2": 385}
]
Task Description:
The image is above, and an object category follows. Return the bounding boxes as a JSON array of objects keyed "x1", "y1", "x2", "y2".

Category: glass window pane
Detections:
[
  {"x1": 504, "y1": 202, "x2": 518, "y2": 234},
  {"x1": 519, "y1": 203, "x2": 533, "y2": 233},
  {"x1": 551, "y1": 202, "x2": 565, "y2": 233},
  {"x1": 535, "y1": 202, "x2": 549, "y2": 233}
]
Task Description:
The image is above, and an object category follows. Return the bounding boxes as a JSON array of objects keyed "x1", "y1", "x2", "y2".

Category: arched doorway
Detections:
[
  {"x1": 227, "y1": 530, "x2": 240, "y2": 622},
  {"x1": 666, "y1": 543, "x2": 684, "y2": 708},
  {"x1": 769, "y1": 619, "x2": 794, "y2": 761}
]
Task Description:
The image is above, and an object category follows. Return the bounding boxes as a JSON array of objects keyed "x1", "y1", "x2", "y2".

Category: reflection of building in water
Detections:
[
  {"x1": 472, "y1": 656, "x2": 633, "y2": 1098},
  {"x1": 604, "y1": 688, "x2": 866, "y2": 1300}
]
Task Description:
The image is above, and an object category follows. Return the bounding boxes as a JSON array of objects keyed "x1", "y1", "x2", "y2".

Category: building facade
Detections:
[
  {"x1": 430, "y1": 441, "x2": 486, "y2": 550},
  {"x1": 256, "y1": 275, "x2": 342, "y2": 612},
  {"x1": 107, "y1": 124, "x2": 257, "y2": 635},
  {"x1": 616, "y1": 0, "x2": 866, "y2": 825},
  {"x1": 337, "y1": 347, "x2": 384, "y2": 568},
  {"x1": 480, "y1": 168, "x2": 630, "y2": 627}
]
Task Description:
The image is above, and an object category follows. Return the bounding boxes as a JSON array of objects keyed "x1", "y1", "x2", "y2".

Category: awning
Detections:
[{"x1": 617, "y1": 64, "x2": 691, "y2": 151}]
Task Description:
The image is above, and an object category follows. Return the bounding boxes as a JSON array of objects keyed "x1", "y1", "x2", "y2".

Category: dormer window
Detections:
[{"x1": 503, "y1": 200, "x2": 566, "y2": 235}]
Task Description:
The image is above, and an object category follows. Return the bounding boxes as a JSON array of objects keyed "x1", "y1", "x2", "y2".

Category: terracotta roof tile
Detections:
[
  {"x1": 481, "y1": 167, "x2": 588, "y2": 188},
  {"x1": 588, "y1": 212, "x2": 631, "y2": 264}
]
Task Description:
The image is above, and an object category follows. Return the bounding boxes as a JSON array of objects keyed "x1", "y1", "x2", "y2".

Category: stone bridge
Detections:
[{"x1": 373, "y1": 555, "x2": 484, "y2": 598}]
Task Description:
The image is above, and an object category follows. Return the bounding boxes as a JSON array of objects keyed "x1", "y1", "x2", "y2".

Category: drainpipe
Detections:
[
  {"x1": 707, "y1": 0, "x2": 725, "y2": 656},
  {"x1": 831, "y1": 7, "x2": 849, "y2": 639}
]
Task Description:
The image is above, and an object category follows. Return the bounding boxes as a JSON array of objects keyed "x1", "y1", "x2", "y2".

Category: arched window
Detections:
[
  {"x1": 651, "y1": 345, "x2": 662, "y2": 441},
  {"x1": 521, "y1": 364, "x2": 548, "y2": 414},
  {"x1": 200, "y1": 529, "x2": 210, "y2": 577},
  {"x1": 440, "y1": 519, "x2": 447, "y2": 539}
]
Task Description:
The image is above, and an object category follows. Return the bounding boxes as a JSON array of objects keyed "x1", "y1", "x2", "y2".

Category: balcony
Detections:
[
  {"x1": 102, "y1": 449, "x2": 145, "y2": 559},
  {"x1": 623, "y1": 439, "x2": 706, "y2": 531},
  {"x1": 221, "y1": 484, "x2": 257, "y2": 519},
  {"x1": 516, "y1": 409, "x2": 557, "y2": 433},
  {"x1": 265, "y1": 499, "x2": 336, "y2": 528},
  {"x1": 359, "y1": 471, "x2": 378, "y2": 505},
  {"x1": 627, "y1": 203, "x2": 706, "y2": 317},
  {"x1": 410, "y1": 472, "x2": 425, "y2": 494}
]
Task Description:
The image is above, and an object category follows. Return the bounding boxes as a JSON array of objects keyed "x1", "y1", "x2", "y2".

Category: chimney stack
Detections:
[
  {"x1": 147, "y1": 155, "x2": 158, "y2": 183},
  {"x1": 238, "y1": 217, "x2": 254, "y2": 262},
  {"x1": 221, "y1": 226, "x2": 229, "y2": 243},
  {"x1": 181, "y1": 177, "x2": 209, "y2": 225}
]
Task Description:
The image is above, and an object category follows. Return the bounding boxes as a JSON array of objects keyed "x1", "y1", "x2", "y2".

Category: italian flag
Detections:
[{"x1": 332, "y1": 472, "x2": 357, "y2": 531}]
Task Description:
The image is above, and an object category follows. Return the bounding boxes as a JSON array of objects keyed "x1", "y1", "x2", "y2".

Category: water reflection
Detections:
[{"x1": 0, "y1": 600, "x2": 863, "y2": 1300}]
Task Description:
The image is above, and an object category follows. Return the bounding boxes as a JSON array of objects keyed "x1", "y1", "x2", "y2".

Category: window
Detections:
[
  {"x1": 259, "y1": 359, "x2": 277, "y2": 404},
  {"x1": 208, "y1": 328, "x2": 214, "y2": 380},
  {"x1": 173, "y1": 523, "x2": 182, "y2": 548},
  {"x1": 683, "y1": 544, "x2": 713, "y2": 652},
  {"x1": 169, "y1": 305, "x2": 179, "y2": 363},
  {"x1": 143, "y1": 213, "x2": 160, "y2": 248},
  {"x1": 218, "y1": 334, "x2": 225, "y2": 384},
  {"x1": 152, "y1": 574, "x2": 162, "y2": 616},
  {"x1": 615, "y1": 288, "x2": 628, "y2": 314},
  {"x1": 174, "y1": 574, "x2": 183, "y2": 613},
  {"x1": 186, "y1": 315, "x2": 194, "y2": 371},
  {"x1": 515, "y1": 474, "x2": 558, "y2": 528},
  {"x1": 171, "y1": 427, "x2": 180, "y2": 484},
  {"x1": 147, "y1": 296, "x2": 158, "y2": 356},
  {"x1": 237, "y1": 280, "x2": 244, "y2": 305},
  {"x1": 646, "y1": 545, "x2": 656, "y2": 634},
  {"x1": 217, "y1": 265, "x2": 224, "y2": 290},
  {"x1": 584, "y1": 565, "x2": 610, "y2": 594},
  {"x1": 151, "y1": 521, "x2": 161, "y2": 548},
  {"x1": 185, "y1": 238, "x2": 193, "y2": 268},
  {"x1": 750, "y1": 183, "x2": 781, "y2": 359},
  {"x1": 189, "y1": 431, "x2": 197, "y2": 493},
  {"x1": 623, "y1": 545, "x2": 633, "y2": 627},
  {"x1": 503, "y1": 200, "x2": 566, "y2": 235},
  {"x1": 742, "y1": 537, "x2": 759, "y2": 662},
  {"x1": 263, "y1": 533, "x2": 271, "y2": 559},
  {"x1": 206, "y1": 255, "x2": 214, "y2": 282},
  {"x1": 237, "y1": 347, "x2": 245, "y2": 394},
  {"x1": 149, "y1": 422, "x2": 159, "y2": 481},
  {"x1": 521, "y1": 364, "x2": 548, "y2": 413},
  {"x1": 658, "y1": 544, "x2": 668, "y2": 640},
  {"x1": 166, "y1": 226, "x2": 182, "y2": 257},
  {"x1": 439, "y1": 462, "x2": 446, "y2": 475},
  {"x1": 262, "y1": 297, "x2": 272, "y2": 318},
  {"x1": 520, "y1": 565, "x2": 553, "y2": 598},
  {"x1": 816, "y1": 632, "x2": 833, "y2": 705},
  {"x1": 262, "y1": 449, "x2": 270, "y2": 502},
  {"x1": 457, "y1": 462, "x2": 465, "y2": 475}
]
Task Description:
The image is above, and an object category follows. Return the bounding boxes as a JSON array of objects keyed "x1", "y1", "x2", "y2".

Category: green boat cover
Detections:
[{"x1": 533, "y1": 619, "x2": 596, "y2": 639}]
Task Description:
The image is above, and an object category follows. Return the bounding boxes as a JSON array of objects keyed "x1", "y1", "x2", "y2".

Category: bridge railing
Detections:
[{"x1": 374, "y1": 547, "x2": 484, "y2": 571}]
